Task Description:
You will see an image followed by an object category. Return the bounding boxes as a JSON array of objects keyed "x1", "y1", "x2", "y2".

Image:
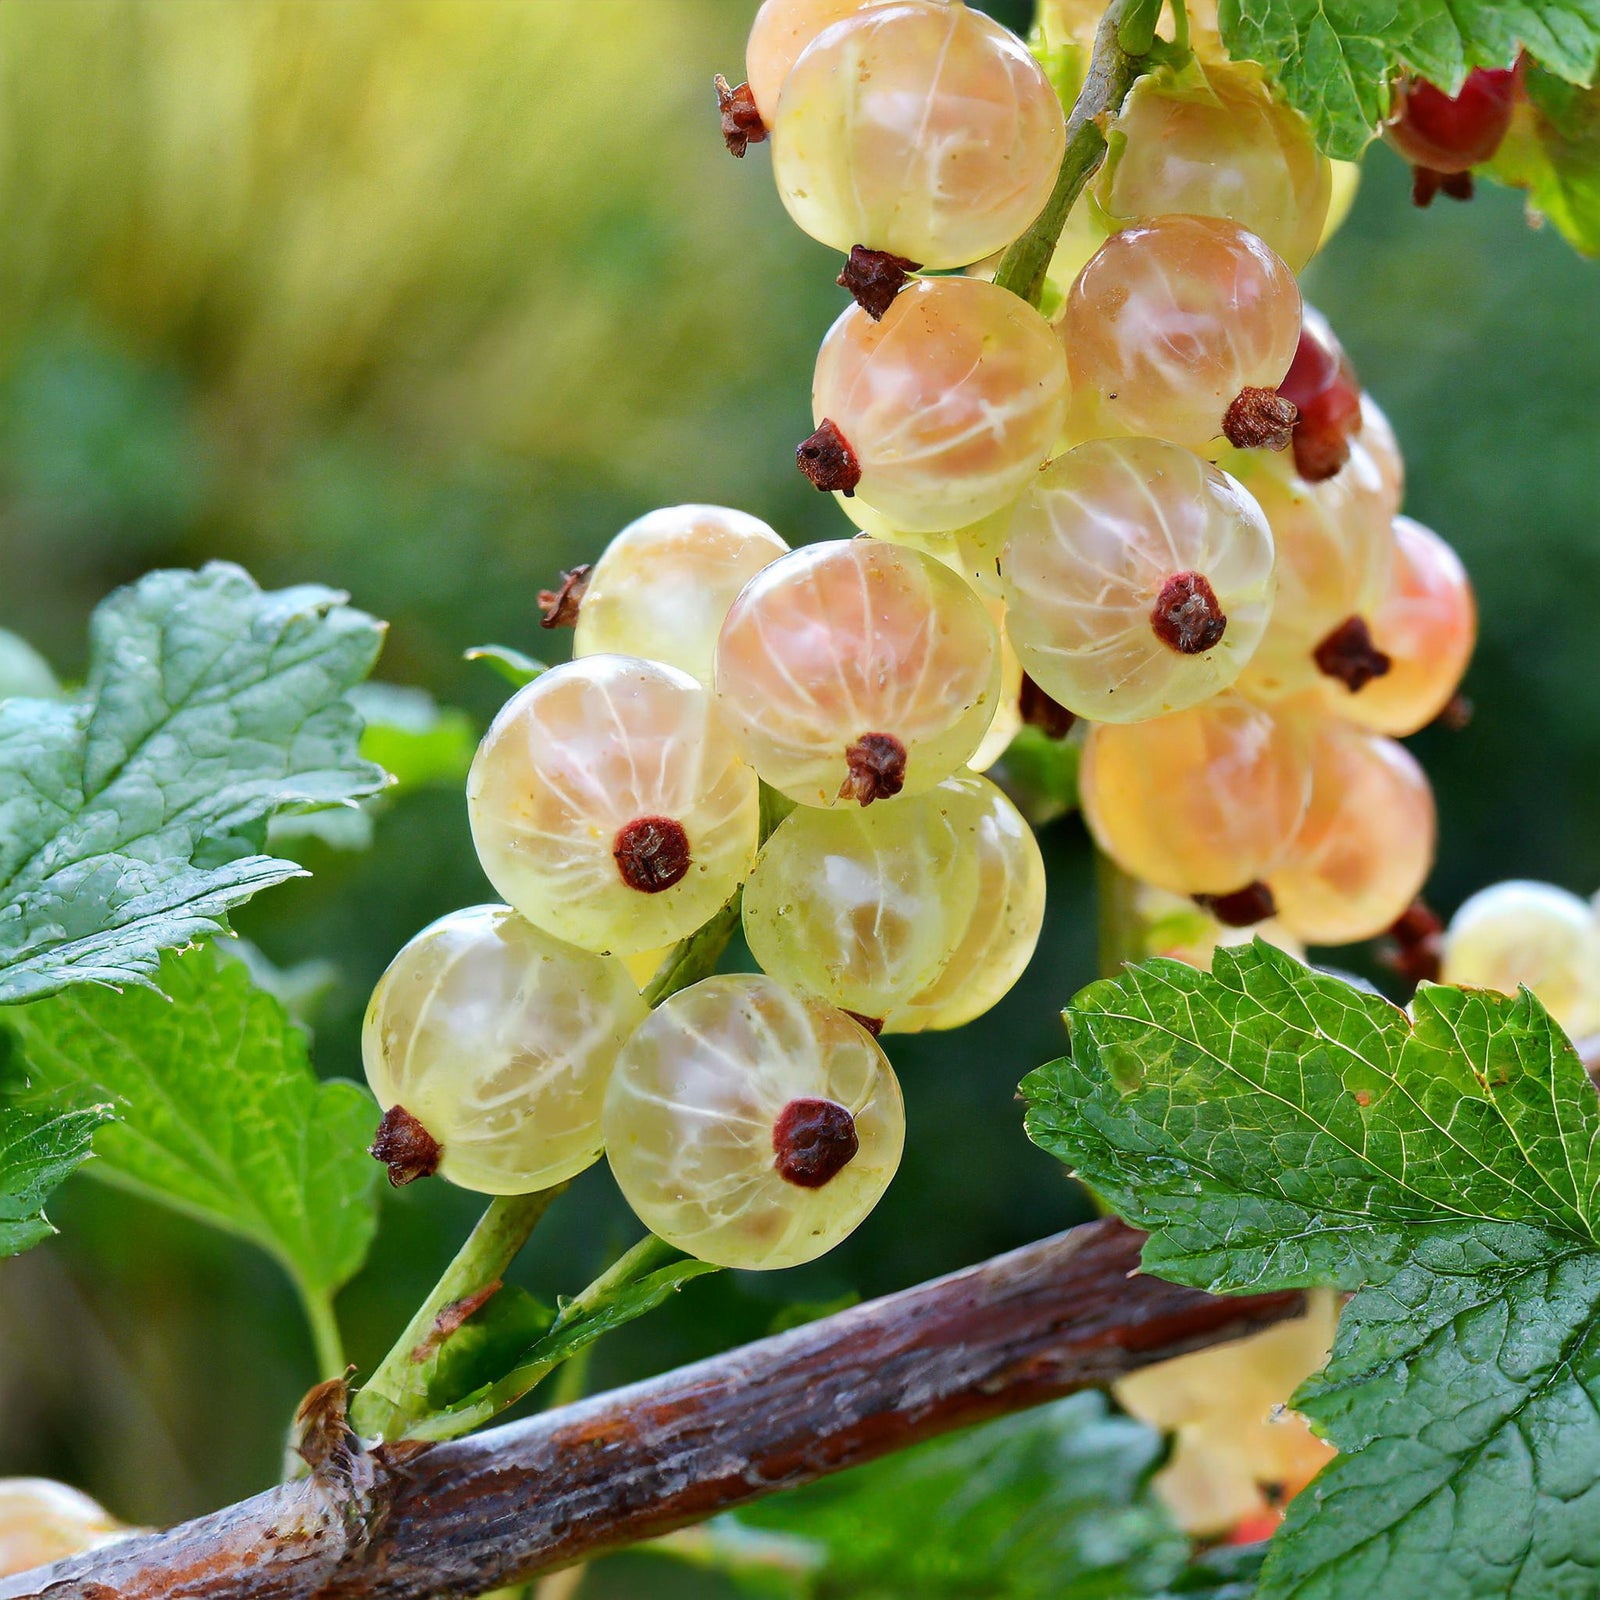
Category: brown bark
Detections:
[{"x1": 2, "y1": 1219, "x2": 1300, "y2": 1600}]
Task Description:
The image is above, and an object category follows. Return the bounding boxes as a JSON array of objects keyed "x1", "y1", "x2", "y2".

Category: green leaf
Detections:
[
  {"x1": 349, "y1": 682, "x2": 477, "y2": 791},
  {"x1": 0, "y1": 563, "x2": 387, "y2": 1005},
  {"x1": 994, "y1": 724, "x2": 1080, "y2": 827},
  {"x1": 1217, "y1": 1, "x2": 1600, "y2": 160},
  {"x1": 0, "y1": 1101, "x2": 112, "y2": 1256},
  {"x1": 0, "y1": 630, "x2": 60, "y2": 703},
  {"x1": 1488, "y1": 66, "x2": 1600, "y2": 253},
  {"x1": 667, "y1": 1391, "x2": 1188, "y2": 1599},
  {"x1": 464, "y1": 643, "x2": 547, "y2": 690},
  {"x1": 3, "y1": 941, "x2": 380, "y2": 1302},
  {"x1": 1023, "y1": 941, "x2": 1600, "y2": 1600},
  {"x1": 421, "y1": 1285, "x2": 556, "y2": 1412}
]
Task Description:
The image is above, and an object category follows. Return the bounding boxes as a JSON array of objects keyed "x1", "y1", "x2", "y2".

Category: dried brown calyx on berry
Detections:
[
  {"x1": 1222, "y1": 387, "x2": 1298, "y2": 451},
  {"x1": 370, "y1": 1105, "x2": 442, "y2": 1187},
  {"x1": 1195, "y1": 882, "x2": 1277, "y2": 927},
  {"x1": 1151, "y1": 572, "x2": 1227, "y2": 654},
  {"x1": 1380, "y1": 898, "x2": 1444, "y2": 986},
  {"x1": 538, "y1": 565, "x2": 591, "y2": 629},
  {"x1": 837, "y1": 246, "x2": 921, "y2": 320},
  {"x1": 613, "y1": 815, "x2": 692, "y2": 893},
  {"x1": 1433, "y1": 692, "x2": 1474, "y2": 731},
  {"x1": 1019, "y1": 674, "x2": 1077, "y2": 740},
  {"x1": 843, "y1": 1009, "x2": 885, "y2": 1037},
  {"x1": 772, "y1": 1097, "x2": 859, "y2": 1188},
  {"x1": 1314, "y1": 615, "x2": 1392, "y2": 692},
  {"x1": 839, "y1": 732, "x2": 906, "y2": 805},
  {"x1": 797, "y1": 418, "x2": 862, "y2": 495},
  {"x1": 714, "y1": 74, "x2": 767, "y2": 158}
]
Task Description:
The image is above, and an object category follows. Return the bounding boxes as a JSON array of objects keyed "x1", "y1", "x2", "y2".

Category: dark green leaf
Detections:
[
  {"x1": 1217, "y1": 1, "x2": 1600, "y2": 160},
  {"x1": 0, "y1": 1101, "x2": 112, "y2": 1256},
  {"x1": 3, "y1": 942, "x2": 380, "y2": 1301},
  {"x1": 1024, "y1": 941, "x2": 1600, "y2": 1600},
  {"x1": 0, "y1": 563, "x2": 387, "y2": 1004},
  {"x1": 421, "y1": 1285, "x2": 556, "y2": 1412},
  {"x1": 1488, "y1": 66, "x2": 1600, "y2": 254},
  {"x1": 464, "y1": 643, "x2": 547, "y2": 690}
]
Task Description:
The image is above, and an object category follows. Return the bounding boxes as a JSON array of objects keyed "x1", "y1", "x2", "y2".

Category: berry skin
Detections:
[
  {"x1": 0, "y1": 1480, "x2": 131, "y2": 1577},
  {"x1": 1319, "y1": 516, "x2": 1476, "y2": 736},
  {"x1": 1278, "y1": 307, "x2": 1363, "y2": 483},
  {"x1": 1080, "y1": 693, "x2": 1313, "y2": 897},
  {"x1": 1096, "y1": 60, "x2": 1333, "y2": 271},
  {"x1": 1063, "y1": 217, "x2": 1302, "y2": 453},
  {"x1": 572, "y1": 505, "x2": 788, "y2": 687},
  {"x1": 999, "y1": 437, "x2": 1276, "y2": 722},
  {"x1": 813, "y1": 277, "x2": 1067, "y2": 535},
  {"x1": 1385, "y1": 67, "x2": 1519, "y2": 175},
  {"x1": 1442, "y1": 882, "x2": 1600, "y2": 1040},
  {"x1": 603, "y1": 975, "x2": 905, "y2": 1270},
  {"x1": 714, "y1": 538, "x2": 1000, "y2": 808},
  {"x1": 1267, "y1": 718, "x2": 1436, "y2": 947},
  {"x1": 363, "y1": 906, "x2": 648, "y2": 1195},
  {"x1": 742, "y1": 772, "x2": 1041, "y2": 1031},
  {"x1": 966, "y1": 592, "x2": 1024, "y2": 772},
  {"x1": 769, "y1": 0, "x2": 1066, "y2": 269},
  {"x1": 468, "y1": 656, "x2": 759, "y2": 955}
]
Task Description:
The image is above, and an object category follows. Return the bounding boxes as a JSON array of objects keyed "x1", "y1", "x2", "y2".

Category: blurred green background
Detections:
[{"x1": 0, "y1": 0, "x2": 1595, "y2": 1587}]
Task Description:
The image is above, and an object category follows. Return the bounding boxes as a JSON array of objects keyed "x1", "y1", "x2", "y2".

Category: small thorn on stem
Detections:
[
  {"x1": 370, "y1": 1105, "x2": 442, "y2": 1187},
  {"x1": 714, "y1": 75, "x2": 767, "y2": 158},
  {"x1": 837, "y1": 246, "x2": 921, "y2": 320},
  {"x1": 843, "y1": 1009, "x2": 885, "y2": 1037},
  {"x1": 1019, "y1": 674, "x2": 1077, "y2": 740},
  {"x1": 839, "y1": 732, "x2": 906, "y2": 805},
  {"x1": 1379, "y1": 898, "x2": 1444, "y2": 986},
  {"x1": 1313, "y1": 615, "x2": 1392, "y2": 692},
  {"x1": 1195, "y1": 882, "x2": 1277, "y2": 927},
  {"x1": 772, "y1": 1097, "x2": 859, "y2": 1188},
  {"x1": 797, "y1": 419, "x2": 861, "y2": 496},
  {"x1": 1150, "y1": 571, "x2": 1227, "y2": 655},
  {"x1": 1222, "y1": 387, "x2": 1298, "y2": 451},
  {"x1": 538, "y1": 564, "x2": 590, "y2": 629},
  {"x1": 614, "y1": 815, "x2": 692, "y2": 893}
]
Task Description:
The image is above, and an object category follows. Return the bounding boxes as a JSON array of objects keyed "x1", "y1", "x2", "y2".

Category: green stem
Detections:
[
  {"x1": 1168, "y1": 0, "x2": 1190, "y2": 57},
  {"x1": 993, "y1": 0, "x2": 1153, "y2": 308},
  {"x1": 300, "y1": 1285, "x2": 347, "y2": 1382},
  {"x1": 1095, "y1": 848, "x2": 1144, "y2": 978},
  {"x1": 351, "y1": 1185, "x2": 567, "y2": 1439}
]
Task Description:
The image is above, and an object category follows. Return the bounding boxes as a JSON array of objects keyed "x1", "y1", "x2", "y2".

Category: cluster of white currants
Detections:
[{"x1": 729, "y1": 0, "x2": 1475, "y2": 952}]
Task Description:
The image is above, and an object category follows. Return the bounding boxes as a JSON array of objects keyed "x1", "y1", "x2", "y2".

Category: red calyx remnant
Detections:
[
  {"x1": 1019, "y1": 674, "x2": 1078, "y2": 740},
  {"x1": 1151, "y1": 571, "x2": 1227, "y2": 655},
  {"x1": 840, "y1": 732, "x2": 907, "y2": 805},
  {"x1": 538, "y1": 564, "x2": 591, "y2": 629},
  {"x1": 1313, "y1": 615, "x2": 1392, "y2": 692},
  {"x1": 1278, "y1": 319, "x2": 1363, "y2": 482},
  {"x1": 614, "y1": 815, "x2": 692, "y2": 893},
  {"x1": 837, "y1": 246, "x2": 922, "y2": 321},
  {"x1": 1195, "y1": 881, "x2": 1277, "y2": 927},
  {"x1": 773, "y1": 1097, "x2": 860, "y2": 1188},
  {"x1": 843, "y1": 1009, "x2": 886, "y2": 1037},
  {"x1": 797, "y1": 418, "x2": 862, "y2": 496},
  {"x1": 1380, "y1": 898, "x2": 1444, "y2": 986},
  {"x1": 714, "y1": 74, "x2": 768, "y2": 158},
  {"x1": 1222, "y1": 386, "x2": 1298, "y2": 451},
  {"x1": 1386, "y1": 65, "x2": 1519, "y2": 206},
  {"x1": 371, "y1": 1105, "x2": 442, "y2": 1187}
]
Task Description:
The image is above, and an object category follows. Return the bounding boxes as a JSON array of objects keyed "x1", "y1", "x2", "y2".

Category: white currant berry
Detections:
[{"x1": 0, "y1": 1480, "x2": 131, "y2": 1578}]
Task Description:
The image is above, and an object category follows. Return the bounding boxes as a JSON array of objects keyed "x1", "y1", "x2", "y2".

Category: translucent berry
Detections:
[
  {"x1": 1278, "y1": 307, "x2": 1363, "y2": 483},
  {"x1": 1096, "y1": 61, "x2": 1333, "y2": 271},
  {"x1": 1080, "y1": 693, "x2": 1313, "y2": 897},
  {"x1": 0, "y1": 1480, "x2": 131, "y2": 1578},
  {"x1": 770, "y1": 0, "x2": 1066, "y2": 269},
  {"x1": 1321, "y1": 516, "x2": 1475, "y2": 735},
  {"x1": 1063, "y1": 216, "x2": 1302, "y2": 453},
  {"x1": 1267, "y1": 720, "x2": 1436, "y2": 947},
  {"x1": 813, "y1": 277, "x2": 1067, "y2": 534},
  {"x1": 999, "y1": 437, "x2": 1276, "y2": 722},
  {"x1": 715, "y1": 538, "x2": 1000, "y2": 808},
  {"x1": 1229, "y1": 450, "x2": 1394, "y2": 702},
  {"x1": 362, "y1": 906, "x2": 647, "y2": 1195},
  {"x1": 603, "y1": 974, "x2": 905, "y2": 1269},
  {"x1": 967, "y1": 592, "x2": 1023, "y2": 772},
  {"x1": 1442, "y1": 882, "x2": 1600, "y2": 1040},
  {"x1": 468, "y1": 656, "x2": 759, "y2": 954},
  {"x1": 572, "y1": 505, "x2": 788, "y2": 687}
]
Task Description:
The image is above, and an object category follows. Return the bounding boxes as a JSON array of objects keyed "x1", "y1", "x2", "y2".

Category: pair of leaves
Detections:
[
  {"x1": 3, "y1": 942, "x2": 380, "y2": 1306},
  {"x1": 1025, "y1": 940, "x2": 1600, "y2": 1600},
  {"x1": 0, "y1": 562, "x2": 387, "y2": 1006},
  {"x1": 661, "y1": 1391, "x2": 1260, "y2": 1599},
  {"x1": 1216, "y1": 2, "x2": 1600, "y2": 159}
]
